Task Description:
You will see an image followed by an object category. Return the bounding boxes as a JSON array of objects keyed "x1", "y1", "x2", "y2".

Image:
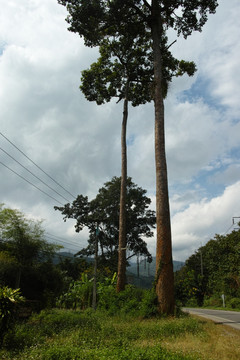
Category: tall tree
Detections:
[
  {"x1": 55, "y1": 177, "x2": 155, "y2": 271},
  {"x1": 80, "y1": 31, "x2": 153, "y2": 291},
  {"x1": 58, "y1": 0, "x2": 217, "y2": 314}
]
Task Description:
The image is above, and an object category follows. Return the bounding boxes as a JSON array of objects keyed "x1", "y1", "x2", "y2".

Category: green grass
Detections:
[
  {"x1": 3, "y1": 307, "x2": 240, "y2": 360},
  {"x1": 0, "y1": 309, "x2": 203, "y2": 360}
]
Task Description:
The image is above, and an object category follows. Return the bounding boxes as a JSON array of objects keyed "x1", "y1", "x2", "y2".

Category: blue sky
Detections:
[{"x1": 0, "y1": 0, "x2": 240, "y2": 261}]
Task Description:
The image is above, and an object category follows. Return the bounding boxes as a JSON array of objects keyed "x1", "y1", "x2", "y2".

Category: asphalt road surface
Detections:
[{"x1": 183, "y1": 308, "x2": 240, "y2": 331}]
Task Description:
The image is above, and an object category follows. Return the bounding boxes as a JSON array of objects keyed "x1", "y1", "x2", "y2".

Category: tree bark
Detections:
[
  {"x1": 151, "y1": 0, "x2": 174, "y2": 315},
  {"x1": 116, "y1": 81, "x2": 129, "y2": 292}
]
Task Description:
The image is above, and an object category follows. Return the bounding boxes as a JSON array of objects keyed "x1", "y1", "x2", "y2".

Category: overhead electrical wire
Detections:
[
  {"x1": 45, "y1": 234, "x2": 83, "y2": 250},
  {"x1": 222, "y1": 222, "x2": 234, "y2": 236},
  {"x1": 0, "y1": 160, "x2": 64, "y2": 206},
  {"x1": 0, "y1": 132, "x2": 89, "y2": 253},
  {"x1": 0, "y1": 146, "x2": 72, "y2": 203},
  {"x1": 0, "y1": 132, "x2": 97, "y2": 256},
  {"x1": 45, "y1": 231, "x2": 85, "y2": 247},
  {"x1": 0, "y1": 131, "x2": 76, "y2": 199}
]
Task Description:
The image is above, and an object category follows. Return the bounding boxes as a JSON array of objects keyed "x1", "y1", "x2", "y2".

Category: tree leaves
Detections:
[{"x1": 55, "y1": 177, "x2": 156, "y2": 269}]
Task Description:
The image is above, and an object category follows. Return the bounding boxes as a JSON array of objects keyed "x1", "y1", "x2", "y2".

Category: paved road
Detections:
[{"x1": 183, "y1": 308, "x2": 240, "y2": 331}]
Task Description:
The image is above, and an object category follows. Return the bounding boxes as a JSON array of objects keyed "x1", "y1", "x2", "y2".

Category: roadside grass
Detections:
[
  {"x1": 163, "y1": 316, "x2": 240, "y2": 360},
  {"x1": 201, "y1": 306, "x2": 240, "y2": 312},
  {"x1": 0, "y1": 309, "x2": 239, "y2": 360}
]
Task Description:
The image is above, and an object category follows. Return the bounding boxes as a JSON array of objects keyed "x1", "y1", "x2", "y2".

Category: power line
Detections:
[
  {"x1": 0, "y1": 146, "x2": 71, "y2": 203},
  {"x1": 222, "y1": 223, "x2": 234, "y2": 236},
  {"x1": 0, "y1": 131, "x2": 76, "y2": 199},
  {"x1": 0, "y1": 160, "x2": 64, "y2": 206},
  {"x1": 45, "y1": 235, "x2": 83, "y2": 250},
  {"x1": 45, "y1": 231, "x2": 86, "y2": 247},
  {"x1": 222, "y1": 217, "x2": 240, "y2": 236}
]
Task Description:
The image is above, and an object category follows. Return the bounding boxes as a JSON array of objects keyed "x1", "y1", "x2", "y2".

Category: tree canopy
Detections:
[
  {"x1": 55, "y1": 177, "x2": 155, "y2": 271},
  {"x1": 175, "y1": 227, "x2": 240, "y2": 306},
  {"x1": 0, "y1": 205, "x2": 59, "y2": 269},
  {"x1": 0, "y1": 204, "x2": 63, "y2": 304}
]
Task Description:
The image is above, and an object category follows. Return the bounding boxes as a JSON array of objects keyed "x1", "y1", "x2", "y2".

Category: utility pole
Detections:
[
  {"x1": 200, "y1": 248, "x2": 203, "y2": 276},
  {"x1": 232, "y1": 217, "x2": 240, "y2": 230},
  {"x1": 137, "y1": 253, "x2": 140, "y2": 278},
  {"x1": 199, "y1": 243, "x2": 203, "y2": 276},
  {"x1": 92, "y1": 224, "x2": 99, "y2": 310}
]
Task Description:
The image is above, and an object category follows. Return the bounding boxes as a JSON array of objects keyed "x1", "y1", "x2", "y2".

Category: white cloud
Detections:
[
  {"x1": 172, "y1": 181, "x2": 240, "y2": 260},
  {"x1": 0, "y1": 0, "x2": 239, "y2": 263}
]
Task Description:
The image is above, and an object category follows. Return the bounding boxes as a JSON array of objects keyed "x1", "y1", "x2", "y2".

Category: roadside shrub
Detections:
[
  {"x1": 228, "y1": 297, "x2": 240, "y2": 309},
  {"x1": 185, "y1": 297, "x2": 199, "y2": 307},
  {"x1": 98, "y1": 284, "x2": 144, "y2": 316},
  {"x1": 97, "y1": 285, "x2": 118, "y2": 314},
  {"x1": 0, "y1": 287, "x2": 25, "y2": 345},
  {"x1": 139, "y1": 288, "x2": 158, "y2": 318},
  {"x1": 203, "y1": 295, "x2": 222, "y2": 308},
  {"x1": 57, "y1": 274, "x2": 93, "y2": 310}
]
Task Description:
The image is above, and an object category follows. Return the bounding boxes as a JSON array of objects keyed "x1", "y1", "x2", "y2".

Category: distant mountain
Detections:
[
  {"x1": 127, "y1": 257, "x2": 184, "y2": 277},
  {"x1": 126, "y1": 257, "x2": 184, "y2": 288},
  {"x1": 52, "y1": 252, "x2": 184, "y2": 289},
  {"x1": 52, "y1": 251, "x2": 74, "y2": 264},
  {"x1": 53, "y1": 252, "x2": 95, "y2": 265}
]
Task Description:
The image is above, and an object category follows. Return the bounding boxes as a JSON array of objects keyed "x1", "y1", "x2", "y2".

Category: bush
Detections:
[
  {"x1": 97, "y1": 284, "x2": 144, "y2": 316},
  {"x1": 139, "y1": 288, "x2": 158, "y2": 318},
  {"x1": 0, "y1": 287, "x2": 25, "y2": 344},
  {"x1": 57, "y1": 274, "x2": 93, "y2": 310},
  {"x1": 203, "y1": 296, "x2": 222, "y2": 308},
  {"x1": 185, "y1": 298, "x2": 199, "y2": 307},
  {"x1": 228, "y1": 297, "x2": 240, "y2": 309}
]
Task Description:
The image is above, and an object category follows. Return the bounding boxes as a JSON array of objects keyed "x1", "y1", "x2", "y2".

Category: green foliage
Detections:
[
  {"x1": 55, "y1": 177, "x2": 155, "y2": 271},
  {"x1": 0, "y1": 308, "x2": 203, "y2": 359},
  {"x1": 57, "y1": 274, "x2": 93, "y2": 310},
  {"x1": 0, "y1": 287, "x2": 25, "y2": 343},
  {"x1": 203, "y1": 295, "x2": 222, "y2": 308},
  {"x1": 139, "y1": 288, "x2": 158, "y2": 318},
  {"x1": 175, "y1": 228, "x2": 240, "y2": 306},
  {"x1": 59, "y1": 273, "x2": 158, "y2": 317},
  {"x1": 228, "y1": 297, "x2": 240, "y2": 309},
  {"x1": 57, "y1": 257, "x2": 90, "y2": 281},
  {"x1": 99, "y1": 284, "x2": 143, "y2": 315},
  {"x1": 0, "y1": 205, "x2": 65, "y2": 306}
]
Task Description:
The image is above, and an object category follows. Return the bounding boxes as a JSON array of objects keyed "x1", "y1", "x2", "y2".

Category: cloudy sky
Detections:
[{"x1": 0, "y1": 0, "x2": 240, "y2": 263}]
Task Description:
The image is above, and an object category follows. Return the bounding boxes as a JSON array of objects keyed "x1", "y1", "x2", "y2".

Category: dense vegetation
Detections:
[
  {"x1": 1, "y1": 308, "x2": 240, "y2": 360},
  {"x1": 1, "y1": 203, "x2": 240, "y2": 358},
  {"x1": 175, "y1": 227, "x2": 240, "y2": 308},
  {"x1": 55, "y1": 176, "x2": 155, "y2": 272}
]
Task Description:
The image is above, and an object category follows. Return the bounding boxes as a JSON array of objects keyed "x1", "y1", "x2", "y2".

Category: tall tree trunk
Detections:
[
  {"x1": 116, "y1": 81, "x2": 129, "y2": 292},
  {"x1": 151, "y1": 0, "x2": 174, "y2": 315}
]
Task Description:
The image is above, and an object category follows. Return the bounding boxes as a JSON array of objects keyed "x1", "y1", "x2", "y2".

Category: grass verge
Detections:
[{"x1": 0, "y1": 309, "x2": 239, "y2": 360}]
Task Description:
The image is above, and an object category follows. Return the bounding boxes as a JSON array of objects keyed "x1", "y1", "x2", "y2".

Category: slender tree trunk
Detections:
[
  {"x1": 151, "y1": 0, "x2": 174, "y2": 315},
  {"x1": 116, "y1": 81, "x2": 129, "y2": 292},
  {"x1": 92, "y1": 228, "x2": 98, "y2": 310}
]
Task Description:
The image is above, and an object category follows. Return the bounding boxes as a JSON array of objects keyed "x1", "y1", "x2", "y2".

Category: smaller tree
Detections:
[{"x1": 55, "y1": 177, "x2": 156, "y2": 273}]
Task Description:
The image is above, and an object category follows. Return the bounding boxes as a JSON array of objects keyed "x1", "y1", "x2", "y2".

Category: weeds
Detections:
[{"x1": 0, "y1": 308, "x2": 239, "y2": 359}]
